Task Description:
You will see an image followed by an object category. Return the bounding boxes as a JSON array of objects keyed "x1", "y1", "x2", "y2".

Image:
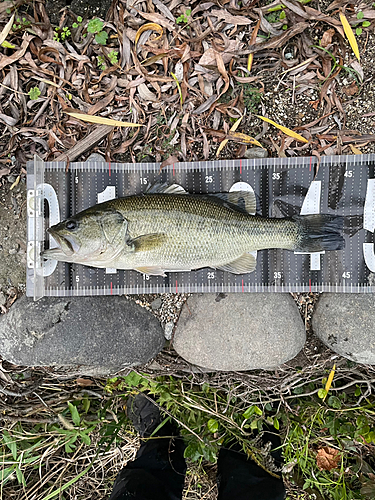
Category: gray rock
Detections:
[
  {"x1": 0, "y1": 296, "x2": 165, "y2": 376},
  {"x1": 313, "y1": 294, "x2": 375, "y2": 364},
  {"x1": 244, "y1": 147, "x2": 268, "y2": 159},
  {"x1": 151, "y1": 297, "x2": 162, "y2": 310},
  {"x1": 173, "y1": 293, "x2": 305, "y2": 371},
  {"x1": 0, "y1": 292, "x2": 6, "y2": 307}
]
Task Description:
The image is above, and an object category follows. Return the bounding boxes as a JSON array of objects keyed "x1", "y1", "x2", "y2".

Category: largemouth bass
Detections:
[{"x1": 42, "y1": 185, "x2": 344, "y2": 275}]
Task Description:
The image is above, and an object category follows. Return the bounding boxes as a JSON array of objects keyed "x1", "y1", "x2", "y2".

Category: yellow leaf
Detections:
[
  {"x1": 0, "y1": 14, "x2": 14, "y2": 47},
  {"x1": 339, "y1": 11, "x2": 360, "y2": 62},
  {"x1": 323, "y1": 364, "x2": 336, "y2": 401},
  {"x1": 247, "y1": 20, "x2": 260, "y2": 72},
  {"x1": 349, "y1": 144, "x2": 362, "y2": 154},
  {"x1": 228, "y1": 132, "x2": 263, "y2": 148},
  {"x1": 135, "y1": 22, "x2": 163, "y2": 46},
  {"x1": 256, "y1": 115, "x2": 309, "y2": 143},
  {"x1": 1, "y1": 40, "x2": 15, "y2": 49},
  {"x1": 216, "y1": 116, "x2": 243, "y2": 157},
  {"x1": 66, "y1": 112, "x2": 142, "y2": 127}
]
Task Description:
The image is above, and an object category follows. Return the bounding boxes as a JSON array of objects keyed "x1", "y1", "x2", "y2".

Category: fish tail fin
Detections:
[{"x1": 293, "y1": 214, "x2": 345, "y2": 252}]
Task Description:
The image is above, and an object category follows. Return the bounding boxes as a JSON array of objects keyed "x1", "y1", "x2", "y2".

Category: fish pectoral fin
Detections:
[
  {"x1": 216, "y1": 253, "x2": 257, "y2": 274},
  {"x1": 129, "y1": 233, "x2": 167, "y2": 252},
  {"x1": 135, "y1": 266, "x2": 166, "y2": 276}
]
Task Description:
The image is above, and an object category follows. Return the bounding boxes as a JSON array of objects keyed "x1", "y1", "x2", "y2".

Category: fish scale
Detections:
[{"x1": 26, "y1": 154, "x2": 375, "y2": 298}]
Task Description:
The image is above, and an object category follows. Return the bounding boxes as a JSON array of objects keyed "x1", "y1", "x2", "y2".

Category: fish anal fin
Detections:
[
  {"x1": 216, "y1": 253, "x2": 257, "y2": 274},
  {"x1": 135, "y1": 266, "x2": 166, "y2": 276},
  {"x1": 130, "y1": 233, "x2": 166, "y2": 252}
]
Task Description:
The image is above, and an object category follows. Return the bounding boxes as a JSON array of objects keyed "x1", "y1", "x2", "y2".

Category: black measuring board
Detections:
[{"x1": 26, "y1": 154, "x2": 375, "y2": 297}]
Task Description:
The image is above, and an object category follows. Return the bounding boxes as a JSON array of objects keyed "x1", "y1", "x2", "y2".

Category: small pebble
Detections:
[
  {"x1": 8, "y1": 248, "x2": 18, "y2": 255},
  {"x1": 151, "y1": 297, "x2": 162, "y2": 310},
  {"x1": 7, "y1": 175, "x2": 16, "y2": 184},
  {"x1": 164, "y1": 322, "x2": 174, "y2": 340},
  {"x1": 0, "y1": 292, "x2": 6, "y2": 306},
  {"x1": 244, "y1": 147, "x2": 268, "y2": 159}
]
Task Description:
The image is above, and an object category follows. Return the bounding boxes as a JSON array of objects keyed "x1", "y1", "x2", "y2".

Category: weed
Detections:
[
  {"x1": 354, "y1": 12, "x2": 371, "y2": 36},
  {"x1": 28, "y1": 87, "x2": 41, "y2": 100},
  {"x1": 12, "y1": 16, "x2": 31, "y2": 32},
  {"x1": 53, "y1": 26, "x2": 71, "y2": 42},
  {"x1": 72, "y1": 15, "x2": 82, "y2": 29},
  {"x1": 239, "y1": 84, "x2": 262, "y2": 113},
  {"x1": 313, "y1": 44, "x2": 362, "y2": 84},
  {"x1": 97, "y1": 55, "x2": 106, "y2": 71},
  {"x1": 108, "y1": 50, "x2": 119, "y2": 65},
  {"x1": 87, "y1": 18, "x2": 108, "y2": 45},
  {"x1": 176, "y1": 9, "x2": 191, "y2": 24}
]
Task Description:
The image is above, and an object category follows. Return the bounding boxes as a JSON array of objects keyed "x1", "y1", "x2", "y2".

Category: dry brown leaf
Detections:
[
  {"x1": 349, "y1": 144, "x2": 362, "y2": 154},
  {"x1": 216, "y1": 116, "x2": 243, "y2": 157},
  {"x1": 212, "y1": 9, "x2": 253, "y2": 25},
  {"x1": 138, "y1": 11, "x2": 175, "y2": 30},
  {"x1": 320, "y1": 28, "x2": 335, "y2": 47},
  {"x1": 75, "y1": 378, "x2": 95, "y2": 387},
  {"x1": 316, "y1": 447, "x2": 340, "y2": 471},
  {"x1": 247, "y1": 20, "x2": 260, "y2": 72},
  {"x1": 160, "y1": 155, "x2": 179, "y2": 171},
  {"x1": 343, "y1": 82, "x2": 358, "y2": 96},
  {"x1": 0, "y1": 34, "x2": 33, "y2": 71}
]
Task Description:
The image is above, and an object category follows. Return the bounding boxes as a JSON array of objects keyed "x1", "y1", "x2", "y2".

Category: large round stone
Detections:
[
  {"x1": 0, "y1": 296, "x2": 165, "y2": 375},
  {"x1": 173, "y1": 293, "x2": 306, "y2": 371},
  {"x1": 313, "y1": 294, "x2": 375, "y2": 364}
]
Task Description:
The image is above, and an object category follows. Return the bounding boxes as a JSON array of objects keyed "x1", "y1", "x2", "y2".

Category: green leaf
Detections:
[
  {"x1": 250, "y1": 419, "x2": 258, "y2": 430},
  {"x1": 15, "y1": 465, "x2": 25, "y2": 486},
  {"x1": 357, "y1": 11, "x2": 364, "y2": 20},
  {"x1": 6, "y1": 8, "x2": 12, "y2": 14},
  {"x1": 207, "y1": 419, "x2": 219, "y2": 433},
  {"x1": 327, "y1": 396, "x2": 341, "y2": 409},
  {"x1": 243, "y1": 406, "x2": 255, "y2": 419},
  {"x1": 82, "y1": 397, "x2": 90, "y2": 413},
  {"x1": 72, "y1": 23, "x2": 78, "y2": 28},
  {"x1": 80, "y1": 432, "x2": 91, "y2": 446},
  {"x1": 355, "y1": 386, "x2": 362, "y2": 396},
  {"x1": 279, "y1": 10, "x2": 286, "y2": 19},
  {"x1": 253, "y1": 405, "x2": 263, "y2": 416},
  {"x1": 95, "y1": 31, "x2": 108, "y2": 45},
  {"x1": 318, "y1": 388, "x2": 327, "y2": 399},
  {"x1": 3, "y1": 431, "x2": 17, "y2": 460},
  {"x1": 77, "y1": 16, "x2": 82, "y2": 22},
  {"x1": 362, "y1": 21, "x2": 371, "y2": 27},
  {"x1": 273, "y1": 417, "x2": 280, "y2": 430},
  {"x1": 185, "y1": 9, "x2": 191, "y2": 16},
  {"x1": 184, "y1": 443, "x2": 201, "y2": 461},
  {"x1": 87, "y1": 18, "x2": 104, "y2": 33},
  {"x1": 1, "y1": 40, "x2": 15, "y2": 48},
  {"x1": 124, "y1": 372, "x2": 144, "y2": 387},
  {"x1": 28, "y1": 87, "x2": 41, "y2": 100},
  {"x1": 356, "y1": 27, "x2": 363, "y2": 35},
  {"x1": 68, "y1": 401, "x2": 81, "y2": 426}
]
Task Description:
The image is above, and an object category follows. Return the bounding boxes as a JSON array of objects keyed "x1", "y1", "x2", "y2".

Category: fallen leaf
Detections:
[
  {"x1": 0, "y1": 13, "x2": 14, "y2": 46},
  {"x1": 135, "y1": 22, "x2": 163, "y2": 46},
  {"x1": 320, "y1": 28, "x2": 335, "y2": 47},
  {"x1": 256, "y1": 115, "x2": 309, "y2": 143},
  {"x1": 75, "y1": 378, "x2": 95, "y2": 387},
  {"x1": 316, "y1": 446, "x2": 340, "y2": 471},
  {"x1": 247, "y1": 20, "x2": 260, "y2": 72},
  {"x1": 212, "y1": 9, "x2": 253, "y2": 25},
  {"x1": 160, "y1": 155, "x2": 179, "y2": 171},
  {"x1": 65, "y1": 111, "x2": 142, "y2": 128},
  {"x1": 323, "y1": 363, "x2": 336, "y2": 400},
  {"x1": 228, "y1": 132, "x2": 263, "y2": 147},
  {"x1": 349, "y1": 144, "x2": 362, "y2": 154},
  {"x1": 343, "y1": 82, "x2": 358, "y2": 96},
  {"x1": 339, "y1": 11, "x2": 360, "y2": 61},
  {"x1": 216, "y1": 116, "x2": 243, "y2": 157}
]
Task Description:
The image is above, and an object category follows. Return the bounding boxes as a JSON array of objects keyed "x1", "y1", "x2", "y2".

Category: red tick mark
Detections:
[
  {"x1": 240, "y1": 159, "x2": 242, "y2": 175},
  {"x1": 242, "y1": 278, "x2": 244, "y2": 293},
  {"x1": 176, "y1": 280, "x2": 178, "y2": 293},
  {"x1": 309, "y1": 157, "x2": 312, "y2": 172},
  {"x1": 110, "y1": 282, "x2": 113, "y2": 295},
  {"x1": 109, "y1": 161, "x2": 111, "y2": 177},
  {"x1": 309, "y1": 278, "x2": 311, "y2": 293},
  {"x1": 173, "y1": 163, "x2": 175, "y2": 176}
]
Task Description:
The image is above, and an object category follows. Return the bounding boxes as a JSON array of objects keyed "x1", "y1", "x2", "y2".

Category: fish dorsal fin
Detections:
[
  {"x1": 129, "y1": 233, "x2": 167, "y2": 252},
  {"x1": 145, "y1": 182, "x2": 186, "y2": 194},
  {"x1": 216, "y1": 253, "x2": 257, "y2": 274},
  {"x1": 209, "y1": 191, "x2": 256, "y2": 215},
  {"x1": 100, "y1": 211, "x2": 128, "y2": 244}
]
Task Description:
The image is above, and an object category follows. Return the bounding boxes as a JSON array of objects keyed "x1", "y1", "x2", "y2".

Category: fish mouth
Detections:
[{"x1": 42, "y1": 230, "x2": 80, "y2": 260}]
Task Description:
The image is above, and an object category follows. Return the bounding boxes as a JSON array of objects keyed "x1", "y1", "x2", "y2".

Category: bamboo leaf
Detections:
[
  {"x1": 228, "y1": 131, "x2": 263, "y2": 148},
  {"x1": 0, "y1": 14, "x2": 14, "y2": 47},
  {"x1": 135, "y1": 22, "x2": 163, "y2": 46},
  {"x1": 66, "y1": 111, "x2": 142, "y2": 127},
  {"x1": 339, "y1": 11, "x2": 360, "y2": 62},
  {"x1": 216, "y1": 116, "x2": 243, "y2": 157},
  {"x1": 323, "y1": 363, "x2": 336, "y2": 401},
  {"x1": 349, "y1": 144, "x2": 362, "y2": 154},
  {"x1": 256, "y1": 115, "x2": 309, "y2": 143},
  {"x1": 247, "y1": 20, "x2": 260, "y2": 72}
]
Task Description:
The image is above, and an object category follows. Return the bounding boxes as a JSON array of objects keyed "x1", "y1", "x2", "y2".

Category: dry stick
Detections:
[{"x1": 54, "y1": 125, "x2": 114, "y2": 162}]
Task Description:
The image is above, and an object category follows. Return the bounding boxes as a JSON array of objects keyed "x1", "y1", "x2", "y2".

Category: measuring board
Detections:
[{"x1": 26, "y1": 154, "x2": 375, "y2": 298}]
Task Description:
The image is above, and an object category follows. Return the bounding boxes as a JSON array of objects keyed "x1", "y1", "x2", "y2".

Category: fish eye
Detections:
[{"x1": 66, "y1": 220, "x2": 78, "y2": 231}]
